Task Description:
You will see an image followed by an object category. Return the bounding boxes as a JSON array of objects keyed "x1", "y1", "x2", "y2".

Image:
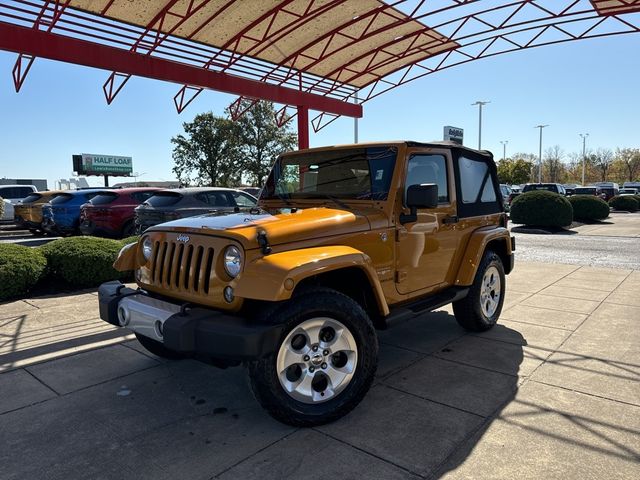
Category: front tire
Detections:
[
  {"x1": 248, "y1": 288, "x2": 377, "y2": 427},
  {"x1": 453, "y1": 250, "x2": 505, "y2": 332}
]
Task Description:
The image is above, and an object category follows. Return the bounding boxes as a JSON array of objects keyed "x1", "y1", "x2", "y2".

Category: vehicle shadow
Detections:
[{"x1": 367, "y1": 310, "x2": 525, "y2": 478}]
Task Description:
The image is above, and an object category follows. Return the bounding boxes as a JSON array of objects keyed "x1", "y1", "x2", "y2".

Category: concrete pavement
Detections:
[{"x1": 1, "y1": 263, "x2": 639, "y2": 479}]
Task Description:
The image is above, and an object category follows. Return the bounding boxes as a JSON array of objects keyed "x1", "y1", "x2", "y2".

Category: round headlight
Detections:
[
  {"x1": 224, "y1": 246, "x2": 242, "y2": 278},
  {"x1": 142, "y1": 237, "x2": 153, "y2": 261}
]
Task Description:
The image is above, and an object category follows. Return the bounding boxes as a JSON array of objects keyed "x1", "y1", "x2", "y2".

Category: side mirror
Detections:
[{"x1": 401, "y1": 183, "x2": 438, "y2": 224}]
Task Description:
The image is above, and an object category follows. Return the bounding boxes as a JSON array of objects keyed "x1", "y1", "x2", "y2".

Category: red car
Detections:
[{"x1": 80, "y1": 187, "x2": 161, "y2": 238}]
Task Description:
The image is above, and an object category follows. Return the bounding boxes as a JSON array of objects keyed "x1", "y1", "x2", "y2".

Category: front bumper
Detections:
[
  {"x1": 98, "y1": 281, "x2": 283, "y2": 361},
  {"x1": 80, "y1": 220, "x2": 119, "y2": 237}
]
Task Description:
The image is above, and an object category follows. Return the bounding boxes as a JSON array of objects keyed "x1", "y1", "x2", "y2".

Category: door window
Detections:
[
  {"x1": 404, "y1": 154, "x2": 448, "y2": 203},
  {"x1": 231, "y1": 191, "x2": 258, "y2": 207},
  {"x1": 197, "y1": 191, "x2": 232, "y2": 207}
]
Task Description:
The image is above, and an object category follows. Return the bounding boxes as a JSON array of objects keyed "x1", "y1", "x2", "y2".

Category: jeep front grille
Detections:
[{"x1": 150, "y1": 240, "x2": 215, "y2": 294}]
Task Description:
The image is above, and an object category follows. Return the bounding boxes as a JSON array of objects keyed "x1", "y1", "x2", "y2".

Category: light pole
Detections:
[
  {"x1": 535, "y1": 125, "x2": 548, "y2": 183},
  {"x1": 500, "y1": 140, "x2": 509, "y2": 161},
  {"x1": 579, "y1": 133, "x2": 589, "y2": 185},
  {"x1": 472, "y1": 101, "x2": 490, "y2": 149},
  {"x1": 354, "y1": 91, "x2": 359, "y2": 144},
  {"x1": 132, "y1": 172, "x2": 147, "y2": 187}
]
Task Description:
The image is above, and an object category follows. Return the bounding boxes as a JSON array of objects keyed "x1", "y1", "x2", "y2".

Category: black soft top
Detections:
[{"x1": 405, "y1": 141, "x2": 494, "y2": 160}]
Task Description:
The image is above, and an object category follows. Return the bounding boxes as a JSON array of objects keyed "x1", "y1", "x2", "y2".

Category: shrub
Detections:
[
  {"x1": 41, "y1": 236, "x2": 130, "y2": 287},
  {"x1": 568, "y1": 195, "x2": 610, "y2": 221},
  {"x1": 510, "y1": 190, "x2": 573, "y2": 227},
  {"x1": 0, "y1": 244, "x2": 47, "y2": 301},
  {"x1": 609, "y1": 195, "x2": 639, "y2": 212},
  {"x1": 120, "y1": 235, "x2": 139, "y2": 246}
]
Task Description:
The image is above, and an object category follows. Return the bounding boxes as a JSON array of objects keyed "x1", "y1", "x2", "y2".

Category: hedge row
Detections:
[
  {"x1": 0, "y1": 244, "x2": 47, "y2": 301},
  {"x1": 510, "y1": 191, "x2": 616, "y2": 227},
  {"x1": 569, "y1": 195, "x2": 610, "y2": 221},
  {"x1": 0, "y1": 236, "x2": 139, "y2": 302},
  {"x1": 510, "y1": 190, "x2": 573, "y2": 227},
  {"x1": 609, "y1": 195, "x2": 639, "y2": 212}
]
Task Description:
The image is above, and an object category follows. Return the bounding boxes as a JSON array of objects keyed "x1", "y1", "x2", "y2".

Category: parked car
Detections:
[
  {"x1": 41, "y1": 189, "x2": 104, "y2": 235},
  {"x1": 563, "y1": 184, "x2": 578, "y2": 196},
  {"x1": 0, "y1": 184, "x2": 37, "y2": 221},
  {"x1": 237, "y1": 186, "x2": 261, "y2": 198},
  {"x1": 135, "y1": 187, "x2": 258, "y2": 232},
  {"x1": 499, "y1": 184, "x2": 513, "y2": 210},
  {"x1": 574, "y1": 185, "x2": 606, "y2": 199},
  {"x1": 14, "y1": 190, "x2": 65, "y2": 233},
  {"x1": 522, "y1": 183, "x2": 566, "y2": 195},
  {"x1": 593, "y1": 182, "x2": 619, "y2": 201},
  {"x1": 619, "y1": 188, "x2": 639, "y2": 196},
  {"x1": 622, "y1": 182, "x2": 640, "y2": 190},
  {"x1": 79, "y1": 187, "x2": 161, "y2": 238}
]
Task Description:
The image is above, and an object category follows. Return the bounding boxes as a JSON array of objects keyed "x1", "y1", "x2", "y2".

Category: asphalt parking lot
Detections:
[{"x1": 1, "y1": 257, "x2": 639, "y2": 480}]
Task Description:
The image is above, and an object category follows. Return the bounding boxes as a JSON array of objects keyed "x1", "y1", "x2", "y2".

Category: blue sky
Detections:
[{"x1": 0, "y1": 32, "x2": 638, "y2": 188}]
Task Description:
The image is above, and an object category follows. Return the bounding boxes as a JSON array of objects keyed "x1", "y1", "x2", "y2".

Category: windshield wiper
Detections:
[{"x1": 313, "y1": 193, "x2": 350, "y2": 210}]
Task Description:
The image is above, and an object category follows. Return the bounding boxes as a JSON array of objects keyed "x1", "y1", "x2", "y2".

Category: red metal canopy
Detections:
[{"x1": 1, "y1": 0, "x2": 639, "y2": 148}]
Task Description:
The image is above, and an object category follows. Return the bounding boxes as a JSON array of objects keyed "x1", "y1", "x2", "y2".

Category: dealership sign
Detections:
[
  {"x1": 73, "y1": 153, "x2": 133, "y2": 176},
  {"x1": 443, "y1": 126, "x2": 464, "y2": 145}
]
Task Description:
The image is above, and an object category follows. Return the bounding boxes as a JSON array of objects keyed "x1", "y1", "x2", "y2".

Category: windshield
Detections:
[
  {"x1": 574, "y1": 188, "x2": 596, "y2": 194},
  {"x1": 262, "y1": 146, "x2": 397, "y2": 201},
  {"x1": 524, "y1": 184, "x2": 557, "y2": 192}
]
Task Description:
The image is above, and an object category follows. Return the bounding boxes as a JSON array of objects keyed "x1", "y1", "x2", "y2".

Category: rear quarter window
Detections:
[{"x1": 455, "y1": 154, "x2": 501, "y2": 218}]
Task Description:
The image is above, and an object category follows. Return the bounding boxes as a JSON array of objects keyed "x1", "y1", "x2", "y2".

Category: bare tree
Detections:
[
  {"x1": 592, "y1": 148, "x2": 614, "y2": 182},
  {"x1": 543, "y1": 145, "x2": 565, "y2": 183},
  {"x1": 616, "y1": 148, "x2": 640, "y2": 182}
]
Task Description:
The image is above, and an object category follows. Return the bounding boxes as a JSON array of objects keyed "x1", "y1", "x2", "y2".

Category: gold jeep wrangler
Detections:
[{"x1": 99, "y1": 141, "x2": 514, "y2": 426}]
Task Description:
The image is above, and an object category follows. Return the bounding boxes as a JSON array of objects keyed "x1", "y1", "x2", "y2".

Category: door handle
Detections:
[{"x1": 442, "y1": 215, "x2": 459, "y2": 225}]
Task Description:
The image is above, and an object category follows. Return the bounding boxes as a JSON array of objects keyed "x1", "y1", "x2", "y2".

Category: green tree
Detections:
[
  {"x1": 233, "y1": 100, "x2": 297, "y2": 187},
  {"x1": 171, "y1": 112, "x2": 242, "y2": 187},
  {"x1": 497, "y1": 155, "x2": 534, "y2": 185}
]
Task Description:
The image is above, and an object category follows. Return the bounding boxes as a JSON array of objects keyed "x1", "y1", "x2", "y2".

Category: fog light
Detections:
[
  {"x1": 117, "y1": 305, "x2": 130, "y2": 327},
  {"x1": 223, "y1": 286, "x2": 235, "y2": 303},
  {"x1": 155, "y1": 320, "x2": 164, "y2": 338}
]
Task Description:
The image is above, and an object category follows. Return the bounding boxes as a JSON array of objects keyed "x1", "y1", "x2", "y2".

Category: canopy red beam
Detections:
[{"x1": 0, "y1": 21, "x2": 361, "y2": 147}]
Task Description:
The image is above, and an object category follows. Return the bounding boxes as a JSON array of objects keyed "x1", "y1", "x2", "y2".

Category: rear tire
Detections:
[
  {"x1": 135, "y1": 333, "x2": 185, "y2": 360},
  {"x1": 247, "y1": 287, "x2": 377, "y2": 427},
  {"x1": 121, "y1": 220, "x2": 136, "y2": 238},
  {"x1": 453, "y1": 250, "x2": 505, "y2": 332}
]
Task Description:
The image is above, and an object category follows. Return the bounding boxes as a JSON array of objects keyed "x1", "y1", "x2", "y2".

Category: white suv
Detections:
[{"x1": 0, "y1": 185, "x2": 38, "y2": 221}]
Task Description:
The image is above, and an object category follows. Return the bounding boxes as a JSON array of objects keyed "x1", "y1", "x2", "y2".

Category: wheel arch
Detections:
[
  {"x1": 455, "y1": 227, "x2": 513, "y2": 286},
  {"x1": 235, "y1": 246, "x2": 389, "y2": 317}
]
